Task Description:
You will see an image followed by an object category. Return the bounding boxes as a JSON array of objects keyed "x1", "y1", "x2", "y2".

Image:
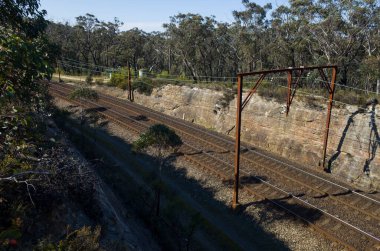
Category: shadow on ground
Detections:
[{"x1": 54, "y1": 107, "x2": 326, "y2": 251}]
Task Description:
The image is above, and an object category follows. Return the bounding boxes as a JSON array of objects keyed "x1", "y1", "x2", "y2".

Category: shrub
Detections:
[
  {"x1": 118, "y1": 82, "x2": 128, "y2": 90},
  {"x1": 35, "y1": 226, "x2": 103, "y2": 251},
  {"x1": 217, "y1": 90, "x2": 235, "y2": 109},
  {"x1": 85, "y1": 74, "x2": 93, "y2": 85},
  {"x1": 69, "y1": 87, "x2": 99, "y2": 101},
  {"x1": 109, "y1": 72, "x2": 127, "y2": 87},
  {"x1": 257, "y1": 85, "x2": 288, "y2": 103},
  {"x1": 334, "y1": 89, "x2": 371, "y2": 107},
  {"x1": 304, "y1": 96, "x2": 324, "y2": 110},
  {"x1": 157, "y1": 70, "x2": 170, "y2": 79},
  {"x1": 94, "y1": 79, "x2": 103, "y2": 85},
  {"x1": 133, "y1": 78, "x2": 154, "y2": 95}
]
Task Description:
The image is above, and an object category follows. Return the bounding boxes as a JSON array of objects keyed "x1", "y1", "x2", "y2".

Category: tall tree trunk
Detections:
[
  {"x1": 168, "y1": 46, "x2": 171, "y2": 74},
  {"x1": 377, "y1": 79, "x2": 380, "y2": 95}
]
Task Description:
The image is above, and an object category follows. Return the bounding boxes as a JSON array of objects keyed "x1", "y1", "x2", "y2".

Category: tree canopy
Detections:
[
  {"x1": 47, "y1": 0, "x2": 379, "y2": 89},
  {"x1": 0, "y1": 0, "x2": 54, "y2": 156},
  {"x1": 132, "y1": 124, "x2": 183, "y2": 158}
]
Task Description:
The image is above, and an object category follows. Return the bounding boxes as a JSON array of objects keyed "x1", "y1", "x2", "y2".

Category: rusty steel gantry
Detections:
[{"x1": 232, "y1": 66, "x2": 337, "y2": 209}]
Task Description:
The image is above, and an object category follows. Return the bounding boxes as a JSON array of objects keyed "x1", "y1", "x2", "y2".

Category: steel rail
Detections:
[
  {"x1": 51, "y1": 83, "x2": 380, "y2": 205},
  {"x1": 50, "y1": 84, "x2": 379, "y2": 212},
  {"x1": 50, "y1": 85, "x2": 380, "y2": 250}
]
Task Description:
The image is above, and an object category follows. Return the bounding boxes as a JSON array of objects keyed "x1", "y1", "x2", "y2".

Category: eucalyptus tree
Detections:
[
  {"x1": 269, "y1": 3, "x2": 310, "y2": 68},
  {"x1": 357, "y1": 0, "x2": 380, "y2": 91},
  {"x1": 232, "y1": 0, "x2": 272, "y2": 72},
  {"x1": 164, "y1": 13, "x2": 221, "y2": 80},
  {"x1": 303, "y1": 0, "x2": 370, "y2": 85},
  {"x1": 142, "y1": 32, "x2": 168, "y2": 73},
  {"x1": 113, "y1": 28, "x2": 148, "y2": 70},
  {"x1": 43, "y1": 0, "x2": 380, "y2": 90},
  {"x1": 98, "y1": 18, "x2": 123, "y2": 66},
  {"x1": 73, "y1": 14, "x2": 100, "y2": 64}
]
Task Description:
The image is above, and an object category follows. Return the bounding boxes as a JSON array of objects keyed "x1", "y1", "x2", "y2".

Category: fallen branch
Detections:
[{"x1": 0, "y1": 171, "x2": 50, "y2": 206}]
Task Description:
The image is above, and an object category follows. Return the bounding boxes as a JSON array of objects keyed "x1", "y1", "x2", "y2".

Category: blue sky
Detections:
[{"x1": 40, "y1": 0, "x2": 287, "y2": 32}]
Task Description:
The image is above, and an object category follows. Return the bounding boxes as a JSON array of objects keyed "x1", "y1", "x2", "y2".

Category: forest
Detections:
[{"x1": 47, "y1": 0, "x2": 380, "y2": 90}]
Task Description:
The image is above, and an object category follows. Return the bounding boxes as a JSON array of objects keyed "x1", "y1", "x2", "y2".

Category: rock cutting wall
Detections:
[{"x1": 99, "y1": 84, "x2": 380, "y2": 190}]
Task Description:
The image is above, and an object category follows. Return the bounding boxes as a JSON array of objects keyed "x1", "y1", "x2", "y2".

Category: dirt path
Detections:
[{"x1": 53, "y1": 74, "x2": 109, "y2": 83}]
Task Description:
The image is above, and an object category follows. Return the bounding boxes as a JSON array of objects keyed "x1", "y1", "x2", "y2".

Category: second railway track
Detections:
[{"x1": 50, "y1": 83, "x2": 380, "y2": 250}]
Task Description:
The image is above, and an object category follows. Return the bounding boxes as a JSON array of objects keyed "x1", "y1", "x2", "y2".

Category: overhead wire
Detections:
[
  {"x1": 60, "y1": 58, "x2": 379, "y2": 95},
  {"x1": 60, "y1": 59, "x2": 238, "y2": 81},
  {"x1": 58, "y1": 60, "x2": 369, "y2": 111},
  {"x1": 55, "y1": 60, "x2": 380, "y2": 185},
  {"x1": 58, "y1": 60, "x2": 380, "y2": 136},
  {"x1": 57, "y1": 62, "x2": 380, "y2": 149},
  {"x1": 249, "y1": 74, "x2": 380, "y2": 95},
  {"x1": 59, "y1": 61, "x2": 237, "y2": 85},
  {"x1": 60, "y1": 60, "x2": 369, "y2": 109},
  {"x1": 60, "y1": 58, "x2": 114, "y2": 70}
]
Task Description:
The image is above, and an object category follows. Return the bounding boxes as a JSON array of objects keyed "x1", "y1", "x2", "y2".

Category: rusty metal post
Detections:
[
  {"x1": 128, "y1": 63, "x2": 132, "y2": 101},
  {"x1": 286, "y1": 70, "x2": 292, "y2": 116},
  {"x1": 322, "y1": 67, "x2": 337, "y2": 171},
  {"x1": 233, "y1": 75, "x2": 243, "y2": 209}
]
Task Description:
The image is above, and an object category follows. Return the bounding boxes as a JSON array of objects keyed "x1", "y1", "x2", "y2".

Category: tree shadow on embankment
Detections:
[
  {"x1": 327, "y1": 99, "x2": 379, "y2": 175},
  {"x1": 363, "y1": 101, "x2": 380, "y2": 175},
  {"x1": 53, "y1": 109, "x2": 325, "y2": 251}
]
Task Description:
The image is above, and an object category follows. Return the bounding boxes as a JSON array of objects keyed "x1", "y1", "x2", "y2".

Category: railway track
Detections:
[{"x1": 50, "y1": 83, "x2": 380, "y2": 250}]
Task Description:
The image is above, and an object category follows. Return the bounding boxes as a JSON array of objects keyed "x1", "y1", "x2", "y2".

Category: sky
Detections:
[{"x1": 39, "y1": 0, "x2": 287, "y2": 32}]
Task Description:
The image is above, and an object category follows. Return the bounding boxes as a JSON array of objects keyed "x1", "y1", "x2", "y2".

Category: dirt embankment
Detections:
[{"x1": 36, "y1": 117, "x2": 159, "y2": 250}]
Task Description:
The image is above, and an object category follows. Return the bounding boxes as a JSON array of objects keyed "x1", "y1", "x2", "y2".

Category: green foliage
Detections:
[
  {"x1": 94, "y1": 79, "x2": 103, "y2": 85},
  {"x1": 35, "y1": 226, "x2": 103, "y2": 251},
  {"x1": 118, "y1": 82, "x2": 128, "y2": 90},
  {"x1": 0, "y1": 0, "x2": 54, "y2": 159},
  {"x1": 334, "y1": 89, "x2": 375, "y2": 108},
  {"x1": 133, "y1": 80, "x2": 153, "y2": 95},
  {"x1": 218, "y1": 90, "x2": 235, "y2": 108},
  {"x1": 132, "y1": 124, "x2": 182, "y2": 154},
  {"x1": 47, "y1": 1, "x2": 379, "y2": 92},
  {"x1": 0, "y1": 2, "x2": 101, "y2": 249},
  {"x1": 109, "y1": 70, "x2": 128, "y2": 89},
  {"x1": 0, "y1": 0, "x2": 47, "y2": 39},
  {"x1": 257, "y1": 85, "x2": 288, "y2": 103},
  {"x1": 157, "y1": 70, "x2": 171, "y2": 79},
  {"x1": 69, "y1": 87, "x2": 99, "y2": 101},
  {"x1": 85, "y1": 74, "x2": 93, "y2": 85},
  {"x1": 0, "y1": 30, "x2": 53, "y2": 105}
]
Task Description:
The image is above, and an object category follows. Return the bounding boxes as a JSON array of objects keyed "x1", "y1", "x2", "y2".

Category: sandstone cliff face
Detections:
[{"x1": 126, "y1": 84, "x2": 379, "y2": 190}]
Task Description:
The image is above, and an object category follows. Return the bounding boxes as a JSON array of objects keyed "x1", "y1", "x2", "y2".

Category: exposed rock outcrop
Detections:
[{"x1": 90, "y1": 83, "x2": 380, "y2": 190}]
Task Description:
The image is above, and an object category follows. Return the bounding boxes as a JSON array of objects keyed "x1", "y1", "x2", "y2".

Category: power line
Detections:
[
  {"x1": 58, "y1": 62, "x2": 375, "y2": 117},
  {"x1": 59, "y1": 61, "x2": 375, "y2": 117},
  {"x1": 54, "y1": 73, "x2": 379, "y2": 147},
  {"x1": 60, "y1": 58, "x2": 238, "y2": 80},
  {"x1": 60, "y1": 57, "x2": 380, "y2": 95}
]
